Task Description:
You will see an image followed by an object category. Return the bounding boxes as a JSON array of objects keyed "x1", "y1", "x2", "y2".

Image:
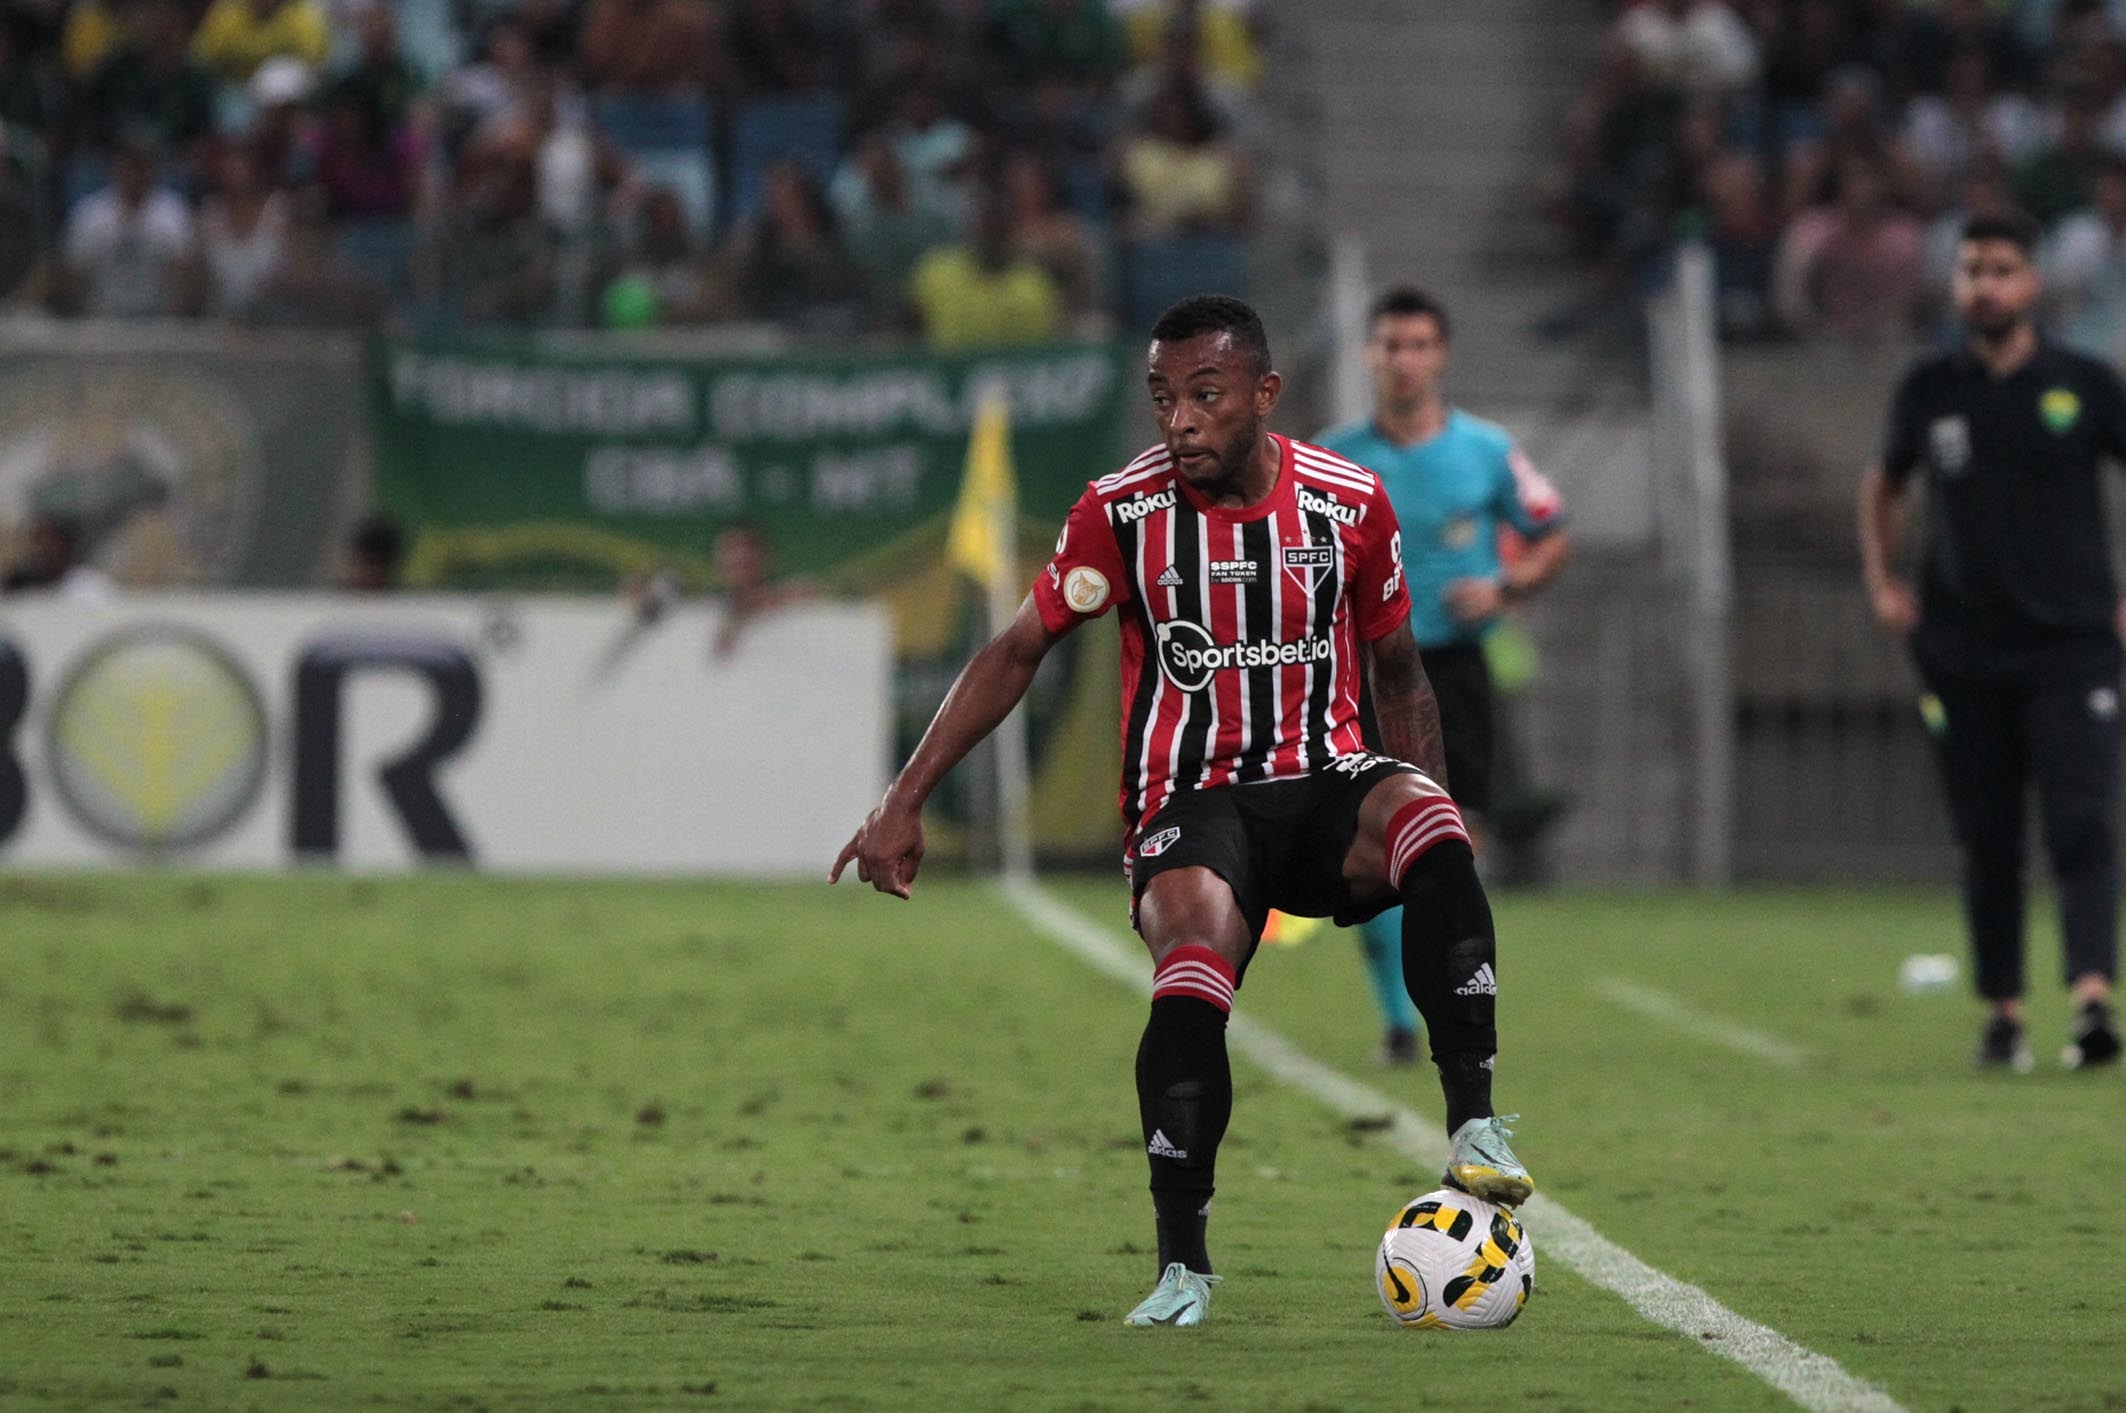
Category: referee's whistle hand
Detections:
[
  {"x1": 1869, "y1": 578, "x2": 1920, "y2": 637},
  {"x1": 1444, "y1": 577, "x2": 1504, "y2": 623}
]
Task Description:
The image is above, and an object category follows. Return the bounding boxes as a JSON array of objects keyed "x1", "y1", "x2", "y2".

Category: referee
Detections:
[
  {"x1": 1318, "y1": 287, "x2": 1572, "y2": 1064},
  {"x1": 1859, "y1": 208, "x2": 2123, "y2": 1072}
]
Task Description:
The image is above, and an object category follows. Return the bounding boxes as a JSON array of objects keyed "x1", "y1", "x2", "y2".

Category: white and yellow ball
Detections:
[{"x1": 1375, "y1": 1187, "x2": 1534, "y2": 1330}]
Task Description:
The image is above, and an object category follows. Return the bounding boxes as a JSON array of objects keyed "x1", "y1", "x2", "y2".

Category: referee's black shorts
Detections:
[{"x1": 1359, "y1": 639, "x2": 1496, "y2": 815}]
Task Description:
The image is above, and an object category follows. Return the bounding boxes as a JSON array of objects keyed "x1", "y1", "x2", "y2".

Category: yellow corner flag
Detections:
[{"x1": 947, "y1": 382, "x2": 1018, "y2": 591}]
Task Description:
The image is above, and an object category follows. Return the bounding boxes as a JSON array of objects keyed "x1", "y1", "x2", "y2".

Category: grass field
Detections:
[{"x1": 1, "y1": 872, "x2": 2122, "y2": 1411}]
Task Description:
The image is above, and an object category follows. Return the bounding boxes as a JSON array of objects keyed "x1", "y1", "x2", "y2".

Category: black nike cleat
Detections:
[
  {"x1": 2062, "y1": 1000, "x2": 2121, "y2": 1070},
  {"x1": 1975, "y1": 1015, "x2": 2033, "y2": 1073}
]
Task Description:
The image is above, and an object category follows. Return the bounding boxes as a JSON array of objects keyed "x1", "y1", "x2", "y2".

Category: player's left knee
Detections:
[{"x1": 1383, "y1": 793, "x2": 1472, "y2": 897}]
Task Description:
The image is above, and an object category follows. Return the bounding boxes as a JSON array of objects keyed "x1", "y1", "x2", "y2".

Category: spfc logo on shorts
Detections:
[
  {"x1": 1283, "y1": 543, "x2": 1334, "y2": 593},
  {"x1": 1138, "y1": 825, "x2": 1181, "y2": 858},
  {"x1": 1929, "y1": 415, "x2": 1972, "y2": 476}
]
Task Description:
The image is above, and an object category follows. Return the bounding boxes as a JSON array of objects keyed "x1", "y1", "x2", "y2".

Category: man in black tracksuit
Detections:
[{"x1": 1860, "y1": 208, "x2": 2122, "y2": 1072}]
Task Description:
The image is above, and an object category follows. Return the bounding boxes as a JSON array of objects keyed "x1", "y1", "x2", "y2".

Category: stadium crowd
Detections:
[
  {"x1": 1551, "y1": 0, "x2": 2126, "y2": 354},
  {"x1": 0, "y1": 0, "x2": 1268, "y2": 343}
]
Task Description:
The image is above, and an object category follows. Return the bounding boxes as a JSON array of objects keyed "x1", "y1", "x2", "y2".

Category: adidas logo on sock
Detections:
[
  {"x1": 1455, "y1": 964, "x2": 1497, "y2": 996},
  {"x1": 1157, "y1": 565, "x2": 1183, "y2": 587},
  {"x1": 1147, "y1": 1128, "x2": 1188, "y2": 1159}
]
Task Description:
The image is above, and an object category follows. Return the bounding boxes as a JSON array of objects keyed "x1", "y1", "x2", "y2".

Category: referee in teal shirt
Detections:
[{"x1": 1317, "y1": 287, "x2": 1572, "y2": 1065}]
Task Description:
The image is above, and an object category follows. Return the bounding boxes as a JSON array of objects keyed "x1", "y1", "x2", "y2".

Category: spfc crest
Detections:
[{"x1": 1283, "y1": 542, "x2": 1334, "y2": 593}]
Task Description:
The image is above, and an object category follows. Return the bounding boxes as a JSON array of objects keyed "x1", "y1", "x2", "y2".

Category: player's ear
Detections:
[{"x1": 1257, "y1": 370, "x2": 1282, "y2": 416}]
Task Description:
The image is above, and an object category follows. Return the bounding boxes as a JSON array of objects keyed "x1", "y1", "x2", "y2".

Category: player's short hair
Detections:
[
  {"x1": 1150, "y1": 295, "x2": 1272, "y2": 376},
  {"x1": 1959, "y1": 209, "x2": 2042, "y2": 258},
  {"x1": 1368, "y1": 286, "x2": 1452, "y2": 340}
]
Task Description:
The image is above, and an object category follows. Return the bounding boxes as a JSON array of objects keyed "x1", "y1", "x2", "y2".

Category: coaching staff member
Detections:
[{"x1": 1859, "y1": 208, "x2": 2121, "y2": 1072}]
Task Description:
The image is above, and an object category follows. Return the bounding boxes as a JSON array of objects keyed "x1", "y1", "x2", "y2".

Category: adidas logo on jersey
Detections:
[
  {"x1": 1455, "y1": 964, "x2": 1498, "y2": 997},
  {"x1": 1147, "y1": 1129, "x2": 1188, "y2": 1160},
  {"x1": 1157, "y1": 565, "x2": 1183, "y2": 587}
]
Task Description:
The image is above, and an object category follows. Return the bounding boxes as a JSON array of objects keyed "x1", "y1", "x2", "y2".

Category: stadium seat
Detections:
[
  {"x1": 725, "y1": 92, "x2": 845, "y2": 228},
  {"x1": 1119, "y1": 233, "x2": 1251, "y2": 327},
  {"x1": 337, "y1": 216, "x2": 419, "y2": 295},
  {"x1": 593, "y1": 94, "x2": 713, "y2": 155}
]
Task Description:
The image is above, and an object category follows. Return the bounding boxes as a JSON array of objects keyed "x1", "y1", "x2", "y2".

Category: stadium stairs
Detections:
[
  {"x1": 1276, "y1": 0, "x2": 1633, "y2": 411},
  {"x1": 1268, "y1": 2, "x2": 1695, "y2": 883}
]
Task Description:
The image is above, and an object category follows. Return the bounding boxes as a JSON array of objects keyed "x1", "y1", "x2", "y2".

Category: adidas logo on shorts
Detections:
[{"x1": 1455, "y1": 964, "x2": 1497, "y2": 997}]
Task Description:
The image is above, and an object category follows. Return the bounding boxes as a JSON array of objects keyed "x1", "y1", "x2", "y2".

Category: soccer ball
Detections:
[{"x1": 1375, "y1": 1187, "x2": 1535, "y2": 1330}]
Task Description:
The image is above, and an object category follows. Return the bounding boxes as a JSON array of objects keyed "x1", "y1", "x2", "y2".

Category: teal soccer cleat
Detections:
[
  {"x1": 1123, "y1": 1262, "x2": 1222, "y2": 1327},
  {"x1": 1444, "y1": 1114, "x2": 1535, "y2": 1206}
]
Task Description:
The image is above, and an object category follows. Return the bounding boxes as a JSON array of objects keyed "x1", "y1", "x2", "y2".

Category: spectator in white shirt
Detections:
[
  {"x1": 1611, "y1": 0, "x2": 1759, "y2": 98},
  {"x1": 198, "y1": 142, "x2": 288, "y2": 317},
  {"x1": 2046, "y1": 152, "x2": 2126, "y2": 359},
  {"x1": 61, "y1": 138, "x2": 197, "y2": 317},
  {"x1": 1901, "y1": 44, "x2": 2043, "y2": 209}
]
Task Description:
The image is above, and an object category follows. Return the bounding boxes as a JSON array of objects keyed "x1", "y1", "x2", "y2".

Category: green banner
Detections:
[
  {"x1": 369, "y1": 334, "x2": 1135, "y2": 865},
  {"x1": 368, "y1": 335, "x2": 1128, "y2": 591}
]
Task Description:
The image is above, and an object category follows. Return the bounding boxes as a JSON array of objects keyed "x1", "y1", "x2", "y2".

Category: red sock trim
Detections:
[
  {"x1": 1152, "y1": 944, "x2": 1237, "y2": 1014},
  {"x1": 1386, "y1": 795, "x2": 1469, "y2": 891}
]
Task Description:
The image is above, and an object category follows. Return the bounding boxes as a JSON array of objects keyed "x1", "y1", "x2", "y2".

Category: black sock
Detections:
[
  {"x1": 1151, "y1": 1190, "x2": 1211, "y2": 1276},
  {"x1": 1135, "y1": 994, "x2": 1231, "y2": 1276},
  {"x1": 1397, "y1": 839, "x2": 1499, "y2": 1134}
]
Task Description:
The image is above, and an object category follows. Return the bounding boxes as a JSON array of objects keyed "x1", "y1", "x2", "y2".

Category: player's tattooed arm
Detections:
[
  {"x1": 832, "y1": 596, "x2": 1072, "y2": 897},
  {"x1": 1366, "y1": 621, "x2": 1449, "y2": 788}
]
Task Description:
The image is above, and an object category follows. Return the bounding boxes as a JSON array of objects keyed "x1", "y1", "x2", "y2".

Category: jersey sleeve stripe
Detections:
[
  {"x1": 1290, "y1": 444, "x2": 1380, "y2": 483},
  {"x1": 1291, "y1": 453, "x2": 1380, "y2": 495},
  {"x1": 1096, "y1": 445, "x2": 1175, "y2": 491}
]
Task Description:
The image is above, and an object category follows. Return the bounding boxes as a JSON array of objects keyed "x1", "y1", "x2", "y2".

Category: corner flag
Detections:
[
  {"x1": 946, "y1": 380, "x2": 1032, "y2": 881},
  {"x1": 947, "y1": 382, "x2": 1018, "y2": 590}
]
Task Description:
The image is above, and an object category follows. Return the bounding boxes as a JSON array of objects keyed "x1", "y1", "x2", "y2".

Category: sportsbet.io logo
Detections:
[
  {"x1": 1155, "y1": 620, "x2": 1331, "y2": 692},
  {"x1": 47, "y1": 627, "x2": 269, "y2": 850}
]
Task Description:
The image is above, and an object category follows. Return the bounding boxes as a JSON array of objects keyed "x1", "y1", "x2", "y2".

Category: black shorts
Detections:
[
  {"x1": 1128, "y1": 754, "x2": 1421, "y2": 955},
  {"x1": 1359, "y1": 639, "x2": 1496, "y2": 814}
]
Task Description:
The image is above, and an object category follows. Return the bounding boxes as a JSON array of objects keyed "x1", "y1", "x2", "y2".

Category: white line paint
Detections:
[
  {"x1": 1596, "y1": 977, "x2": 1810, "y2": 1070},
  {"x1": 1001, "y1": 878, "x2": 1902, "y2": 1413}
]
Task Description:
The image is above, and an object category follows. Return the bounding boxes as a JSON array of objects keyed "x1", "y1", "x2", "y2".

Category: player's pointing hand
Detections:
[{"x1": 829, "y1": 797, "x2": 926, "y2": 899}]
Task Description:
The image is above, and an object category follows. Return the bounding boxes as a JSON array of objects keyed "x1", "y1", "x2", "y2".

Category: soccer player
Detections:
[
  {"x1": 832, "y1": 295, "x2": 1533, "y2": 1326},
  {"x1": 1317, "y1": 288, "x2": 1571, "y2": 1065},
  {"x1": 1860, "y1": 208, "x2": 2123, "y2": 1072}
]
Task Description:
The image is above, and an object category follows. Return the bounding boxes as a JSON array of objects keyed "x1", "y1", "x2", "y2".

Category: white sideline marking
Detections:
[
  {"x1": 1596, "y1": 977, "x2": 1809, "y2": 1070},
  {"x1": 1000, "y1": 878, "x2": 1903, "y2": 1413}
]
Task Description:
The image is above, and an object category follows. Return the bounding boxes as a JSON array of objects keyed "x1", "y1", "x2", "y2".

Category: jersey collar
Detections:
[{"x1": 1373, "y1": 406, "x2": 1456, "y2": 453}]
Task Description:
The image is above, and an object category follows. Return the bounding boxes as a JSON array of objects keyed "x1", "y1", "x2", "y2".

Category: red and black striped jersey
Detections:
[{"x1": 1031, "y1": 433, "x2": 1412, "y2": 835}]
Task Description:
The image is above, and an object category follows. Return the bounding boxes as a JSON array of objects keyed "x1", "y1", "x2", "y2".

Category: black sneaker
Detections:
[
  {"x1": 1974, "y1": 1015, "x2": 2033, "y2": 1073},
  {"x1": 1379, "y1": 1026, "x2": 1419, "y2": 1066},
  {"x1": 2062, "y1": 1000, "x2": 2121, "y2": 1070}
]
